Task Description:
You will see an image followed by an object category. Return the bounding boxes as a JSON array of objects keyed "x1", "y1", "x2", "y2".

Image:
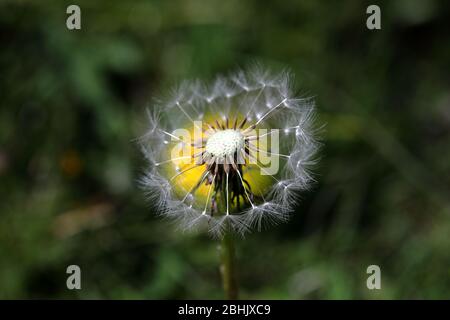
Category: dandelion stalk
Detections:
[{"x1": 219, "y1": 229, "x2": 239, "y2": 299}]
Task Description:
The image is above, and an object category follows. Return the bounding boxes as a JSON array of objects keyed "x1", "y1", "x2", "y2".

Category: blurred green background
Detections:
[{"x1": 1, "y1": 0, "x2": 449, "y2": 299}]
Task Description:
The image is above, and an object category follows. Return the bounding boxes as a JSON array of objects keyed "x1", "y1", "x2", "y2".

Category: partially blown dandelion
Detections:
[{"x1": 140, "y1": 67, "x2": 319, "y2": 238}]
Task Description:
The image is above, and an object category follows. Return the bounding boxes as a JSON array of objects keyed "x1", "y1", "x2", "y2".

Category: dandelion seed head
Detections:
[{"x1": 139, "y1": 66, "x2": 320, "y2": 237}]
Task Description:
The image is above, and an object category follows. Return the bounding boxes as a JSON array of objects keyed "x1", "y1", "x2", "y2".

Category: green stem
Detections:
[{"x1": 220, "y1": 231, "x2": 239, "y2": 299}]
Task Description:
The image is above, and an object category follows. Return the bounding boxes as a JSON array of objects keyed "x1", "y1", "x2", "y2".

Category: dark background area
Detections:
[{"x1": 0, "y1": 0, "x2": 449, "y2": 299}]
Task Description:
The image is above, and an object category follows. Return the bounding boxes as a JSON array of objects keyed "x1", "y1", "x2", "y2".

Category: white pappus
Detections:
[{"x1": 139, "y1": 66, "x2": 320, "y2": 237}]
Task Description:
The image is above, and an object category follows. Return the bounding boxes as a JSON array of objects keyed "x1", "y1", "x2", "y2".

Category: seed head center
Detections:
[{"x1": 205, "y1": 129, "x2": 244, "y2": 159}]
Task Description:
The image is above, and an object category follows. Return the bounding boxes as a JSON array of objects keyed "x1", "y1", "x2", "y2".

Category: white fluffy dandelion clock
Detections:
[{"x1": 140, "y1": 67, "x2": 319, "y2": 238}]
